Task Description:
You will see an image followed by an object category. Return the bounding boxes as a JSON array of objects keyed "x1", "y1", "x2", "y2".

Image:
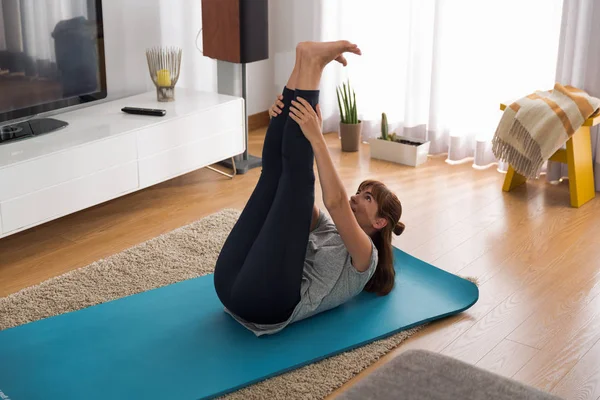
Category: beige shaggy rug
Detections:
[{"x1": 0, "y1": 208, "x2": 460, "y2": 400}]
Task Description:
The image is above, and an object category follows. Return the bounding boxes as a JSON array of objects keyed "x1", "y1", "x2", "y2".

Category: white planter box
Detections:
[{"x1": 368, "y1": 136, "x2": 430, "y2": 167}]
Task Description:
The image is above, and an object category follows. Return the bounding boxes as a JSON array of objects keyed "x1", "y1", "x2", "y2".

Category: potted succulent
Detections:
[
  {"x1": 336, "y1": 80, "x2": 361, "y2": 152},
  {"x1": 368, "y1": 112, "x2": 430, "y2": 166}
]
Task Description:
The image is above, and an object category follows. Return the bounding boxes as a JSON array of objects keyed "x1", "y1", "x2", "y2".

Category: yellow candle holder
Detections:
[{"x1": 146, "y1": 46, "x2": 182, "y2": 102}]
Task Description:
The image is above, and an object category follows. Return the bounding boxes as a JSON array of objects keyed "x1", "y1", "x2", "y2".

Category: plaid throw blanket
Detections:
[{"x1": 492, "y1": 83, "x2": 600, "y2": 178}]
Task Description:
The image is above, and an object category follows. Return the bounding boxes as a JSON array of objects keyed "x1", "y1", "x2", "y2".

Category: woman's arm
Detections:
[
  {"x1": 289, "y1": 98, "x2": 374, "y2": 272},
  {"x1": 310, "y1": 139, "x2": 347, "y2": 208},
  {"x1": 311, "y1": 204, "x2": 320, "y2": 231},
  {"x1": 311, "y1": 138, "x2": 373, "y2": 271}
]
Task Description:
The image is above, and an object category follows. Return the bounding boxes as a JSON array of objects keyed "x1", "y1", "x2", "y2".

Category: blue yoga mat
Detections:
[{"x1": 0, "y1": 247, "x2": 478, "y2": 400}]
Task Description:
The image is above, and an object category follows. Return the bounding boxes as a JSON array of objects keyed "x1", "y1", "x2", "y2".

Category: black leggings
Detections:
[{"x1": 213, "y1": 88, "x2": 320, "y2": 325}]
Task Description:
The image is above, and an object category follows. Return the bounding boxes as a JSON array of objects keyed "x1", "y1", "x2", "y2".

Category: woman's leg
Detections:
[
  {"x1": 213, "y1": 50, "x2": 301, "y2": 305},
  {"x1": 223, "y1": 42, "x2": 355, "y2": 324},
  {"x1": 228, "y1": 88, "x2": 319, "y2": 324}
]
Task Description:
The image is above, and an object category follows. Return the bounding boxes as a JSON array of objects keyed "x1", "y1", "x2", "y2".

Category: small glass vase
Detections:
[{"x1": 156, "y1": 86, "x2": 175, "y2": 102}]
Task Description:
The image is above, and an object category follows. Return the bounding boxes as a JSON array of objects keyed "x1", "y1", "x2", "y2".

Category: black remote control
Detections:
[{"x1": 121, "y1": 107, "x2": 166, "y2": 117}]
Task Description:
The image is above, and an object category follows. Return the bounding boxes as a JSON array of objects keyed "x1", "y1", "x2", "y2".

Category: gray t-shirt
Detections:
[{"x1": 225, "y1": 210, "x2": 379, "y2": 336}]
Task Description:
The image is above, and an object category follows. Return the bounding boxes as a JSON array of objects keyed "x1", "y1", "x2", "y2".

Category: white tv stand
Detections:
[{"x1": 0, "y1": 89, "x2": 245, "y2": 239}]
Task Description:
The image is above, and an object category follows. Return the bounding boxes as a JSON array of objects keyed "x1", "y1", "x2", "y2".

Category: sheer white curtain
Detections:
[
  {"x1": 0, "y1": 0, "x2": 87, "y2": 61},
  {"x1": 0, "y1": 3, "x2": 6, "y2": 51},
  {"x1": 272, "y1": 0, "x2": 564, "y2": 168},
  {"x1": 19, "y1": 0, "x2": 88, "y2": 63},
  {"x1": 548, "y1": 0, "x2": 600, "y2": 189}
]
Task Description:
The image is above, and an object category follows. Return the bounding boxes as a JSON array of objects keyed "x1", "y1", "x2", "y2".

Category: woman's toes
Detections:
[{"x1": 335, "y1": 55, "x2": 348, "y2": 66}]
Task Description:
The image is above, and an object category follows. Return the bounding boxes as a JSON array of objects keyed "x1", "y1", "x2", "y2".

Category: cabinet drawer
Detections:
[
  {"x1": 136, "y1": 100, "x2": 243, "y2": 158},
  {"x1": 1, "y1": 161, "x2": 138, "y2": 234},
  {"x1": 0, "y1": 133, "x2": 137, "y2": 202},
  {"x1": 138, "y1": 128, "x2": 244, "y2": 188}
]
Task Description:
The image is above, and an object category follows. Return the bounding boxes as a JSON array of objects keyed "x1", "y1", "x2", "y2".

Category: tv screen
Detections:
[{"x1": 0, "y1": 0, "x2": 107, "y2": 125}]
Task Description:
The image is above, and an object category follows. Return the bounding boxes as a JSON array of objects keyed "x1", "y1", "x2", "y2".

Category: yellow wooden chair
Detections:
[{"x1": 499, "y1": 103, "x2": 600, "y2": 208}]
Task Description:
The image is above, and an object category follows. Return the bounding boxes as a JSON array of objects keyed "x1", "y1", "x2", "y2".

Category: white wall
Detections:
[
  {"x1": 271, "y1": 0, "x2": 322, "y2": 88},
  {"x1": 102, "y1": 0, "x2": 162, "y2": 101},
  {"x1": 74, "y1": 0, "x2": 270, "y2": 114},
  {"x1": 102, "y1": 0, "x2": 218, "y2": 102},
  {"x1": 247, "y1": 58, "x2": 275, "y2": 115},
  {"x1": 245, "y1": 0, "x2": 324, "y2": 115},
  {"x1": 158, "y1": 0, "x2": 218, "y2": 94}
]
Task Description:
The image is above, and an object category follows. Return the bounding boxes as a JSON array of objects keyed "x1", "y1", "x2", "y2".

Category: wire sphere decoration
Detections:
[{"x1": 146, "y1": 46, "x2": 183, "y2": 102}]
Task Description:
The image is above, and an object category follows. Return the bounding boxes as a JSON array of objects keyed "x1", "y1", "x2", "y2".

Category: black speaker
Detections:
[{"x1": 201, "y1": 0, "x2": 269, "y2": 64}]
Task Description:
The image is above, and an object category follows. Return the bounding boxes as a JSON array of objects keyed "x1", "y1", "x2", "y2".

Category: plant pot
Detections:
[
  {"x1": 368, "y1": 135, "x2": 430, "y2": 166},
  {"x1": 339, "y1": 121, "x2": 362, "y2": 152}
]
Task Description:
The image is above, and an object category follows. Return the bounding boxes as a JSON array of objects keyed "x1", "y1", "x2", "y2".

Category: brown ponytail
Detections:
[
  {"x1": 394, "y1": 222, "x2": 406, "y2": 236},
  {"x1": 358, "y1": 180, "x2": 404, "y2": 296}
]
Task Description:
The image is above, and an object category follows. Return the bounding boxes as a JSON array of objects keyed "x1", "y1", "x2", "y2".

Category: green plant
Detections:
[
  {"x1": 381, "y1": 112, "x2": 388, "y2": 140},
  {"x1": 379, "y1": 112, "x2": 401, "y2": 142},
  {"x1": 380, "y1": 112, "x2": 398, "y2": 141},
  {"x1": 336, "y1": 80, "x2": 358, "y2": 124}
]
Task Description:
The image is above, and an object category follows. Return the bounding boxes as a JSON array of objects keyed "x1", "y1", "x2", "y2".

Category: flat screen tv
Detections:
[{"x1": 0, "y1": 0, "x2": 107, "y2": 144}]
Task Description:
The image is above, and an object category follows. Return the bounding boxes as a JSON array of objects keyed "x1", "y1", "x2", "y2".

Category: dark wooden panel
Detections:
[
  {"x1": 201, "y1": 0, "x2": 241, "y2": 63},
  {"x1": 239, "y1": 0, "x2": 268, "y2": 63},
  {"x1": 248, "y1": 110, "x2": 270, "y2": 131},
  {"x1": 0, "y1": 79, "x2": 62, "y2": 112}
]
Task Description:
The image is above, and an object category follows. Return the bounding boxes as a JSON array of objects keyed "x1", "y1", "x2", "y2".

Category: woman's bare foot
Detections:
[
  {"x1": 293, "y1": 40, "x2": 361, "y2": 90},
  {"x1": 297, "y1": 40, "x2": 361, "y2": 69}
]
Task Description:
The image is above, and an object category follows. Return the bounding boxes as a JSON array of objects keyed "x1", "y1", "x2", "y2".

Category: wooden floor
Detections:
[{"x1": 2, "y1": 127, "x2": 600, "y2": 400}]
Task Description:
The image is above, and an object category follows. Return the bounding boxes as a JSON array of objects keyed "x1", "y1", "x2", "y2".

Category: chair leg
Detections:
[
  {"x1": 567, "y1": 126, "x2": 595, "y2": 207},
  {"x1": 205, "y1": 157, "x2": 237, "y2": 179},
  {"x1": 503, "y1": 165, "x2": 527, "y2": 192}
]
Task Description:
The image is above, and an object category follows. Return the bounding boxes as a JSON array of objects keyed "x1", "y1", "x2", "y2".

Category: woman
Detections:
[{"x1": 214, "y1": 40, "x2": 405, "y2": 336}]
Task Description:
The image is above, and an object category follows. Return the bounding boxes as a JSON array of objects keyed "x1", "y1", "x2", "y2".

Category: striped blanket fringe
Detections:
[{"x1": 492, "y1": 119, "x2": 544, "y2": 179}]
